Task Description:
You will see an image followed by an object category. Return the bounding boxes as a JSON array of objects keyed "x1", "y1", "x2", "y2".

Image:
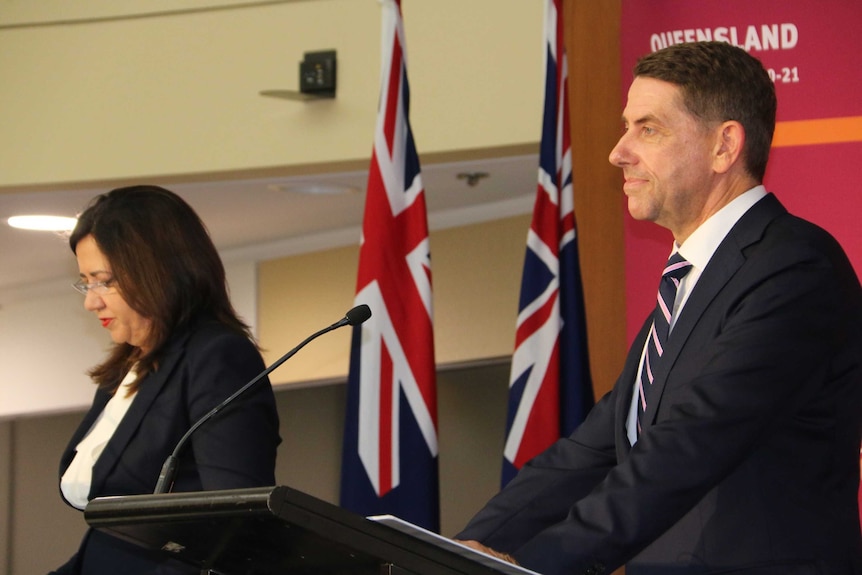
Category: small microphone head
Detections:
[{"x1": 345, "y1": 304, "x2": 372, "y2": 326}]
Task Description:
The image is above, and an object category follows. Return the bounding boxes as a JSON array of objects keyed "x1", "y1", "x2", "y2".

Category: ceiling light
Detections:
[
  {"x1": 7, "y1": 215, "x2": 78, "y2": 232},
  {"x1": 267, "y1": 183, "x2": 360, "y2": 195}
]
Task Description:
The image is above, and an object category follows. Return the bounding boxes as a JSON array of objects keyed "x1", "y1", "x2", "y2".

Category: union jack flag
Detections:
[
  {"x1": 339, "y1": 0, "x2": 439, "y2": 532},
  {"x1": 501, "y1": 0, "x2": 594, "y2": 487}
]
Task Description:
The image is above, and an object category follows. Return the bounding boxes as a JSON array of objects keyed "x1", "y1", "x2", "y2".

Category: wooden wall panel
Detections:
[{"x1": 565, "y1": 0, "x2": 626, "y2": 401}]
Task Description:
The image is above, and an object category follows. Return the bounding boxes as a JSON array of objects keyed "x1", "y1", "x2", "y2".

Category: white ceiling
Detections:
[{"x1": 0, "y1": 154, "x2": 539, "y2": 304}]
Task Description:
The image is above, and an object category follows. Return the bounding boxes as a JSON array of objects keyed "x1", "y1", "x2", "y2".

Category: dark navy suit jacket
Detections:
[
  {"x1": 458, "y1": 194, "x2": 862, "y2": 575},
  {"x1": 53, "y1": 317, "x2": 281, "y2": 574}
]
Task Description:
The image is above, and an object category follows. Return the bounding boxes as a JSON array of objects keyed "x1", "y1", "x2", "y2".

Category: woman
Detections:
[{"x1": 52, "y1": 185, "x2": 281, "y2": 574}]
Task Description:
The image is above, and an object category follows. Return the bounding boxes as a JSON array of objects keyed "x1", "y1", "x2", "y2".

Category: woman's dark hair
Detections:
[
  {"x1": 70, "y1": 185, "x2": 253, "y2": 392},
  {"x1": 634, "y1": 41, "x2": 777, "y2": 182}
]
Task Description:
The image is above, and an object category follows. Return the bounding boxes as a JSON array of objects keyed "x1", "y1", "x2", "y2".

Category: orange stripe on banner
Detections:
[{"x1": 773, "y1": 116, "x2": 862, "y2": 147}]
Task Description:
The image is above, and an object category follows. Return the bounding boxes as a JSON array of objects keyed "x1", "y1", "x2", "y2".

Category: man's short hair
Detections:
[{"x1": 634, "y1": 41, "x2": 777, "y2": 182}]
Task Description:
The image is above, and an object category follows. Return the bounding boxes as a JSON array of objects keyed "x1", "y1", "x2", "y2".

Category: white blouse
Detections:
[{"x1": 60, "y1": 369, "x2": 138, "y2": 510}]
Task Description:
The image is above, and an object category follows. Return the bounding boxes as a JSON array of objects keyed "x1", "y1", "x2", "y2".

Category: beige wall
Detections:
[
  {"x1": 258, "y1": 215, "x2": 530, "y2": 383},
  {"x1": 0, "y1": 0, "x2": 542, "y2": 188},
  {"x1": 5, "y1": 414, "x2": 85, "y2": 575}
]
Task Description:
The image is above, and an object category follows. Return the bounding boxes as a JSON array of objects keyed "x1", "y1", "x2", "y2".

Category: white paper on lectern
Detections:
[{"x1": 367, "y1": 514, "x2": 543, "y2": 575}]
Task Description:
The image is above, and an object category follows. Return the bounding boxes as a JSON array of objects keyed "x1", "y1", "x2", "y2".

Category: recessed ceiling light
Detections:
[
  {"x1": 7, "y1": 215, "x2": 78, "y2": 232},
  {"x1": 267, "y1": 183, "x2": 360, "y2": 195}
]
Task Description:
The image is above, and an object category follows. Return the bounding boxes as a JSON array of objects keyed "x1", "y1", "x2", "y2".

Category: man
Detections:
[{"x1": 456, "y1": 41, "x2": 862, "y2": 575}]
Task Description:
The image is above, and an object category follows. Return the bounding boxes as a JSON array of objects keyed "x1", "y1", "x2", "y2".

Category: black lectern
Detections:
[{"x1": 84, "y1": 485, "x2": 535, "y2": 575}]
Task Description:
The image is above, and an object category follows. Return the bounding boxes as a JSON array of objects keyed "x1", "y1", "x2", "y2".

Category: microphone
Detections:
[{"x1": 153, "y1": 304, "x2": 372, "y2": 494}]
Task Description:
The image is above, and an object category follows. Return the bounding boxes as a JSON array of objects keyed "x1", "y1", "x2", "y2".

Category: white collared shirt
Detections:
[
  {"x1": 61, "y1": 369, "x2": 138, "y2": 509},
  {"x1": 626, "y1": 186, "x2": 768, "y2": 445}
]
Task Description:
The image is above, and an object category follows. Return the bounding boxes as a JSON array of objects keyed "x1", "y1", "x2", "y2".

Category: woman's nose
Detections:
[{"x1": 83, "y1": 290, "x2": 104, "y2": 312}]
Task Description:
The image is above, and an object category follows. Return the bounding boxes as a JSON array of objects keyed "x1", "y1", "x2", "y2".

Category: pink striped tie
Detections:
[{"x1": 637, "y1": 253, "x2": 692, "y2": 436}]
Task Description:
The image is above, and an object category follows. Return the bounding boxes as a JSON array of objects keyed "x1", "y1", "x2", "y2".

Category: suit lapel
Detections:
[
  {"x1": 88, "y1": 330, "x2": 191, "y2": 497},
  {"x1": 640, "y1": 194, "x2": 787, "y2": 429},
  {"x1": 60, "y1": 390, "x2": 111, "y2": 474}
]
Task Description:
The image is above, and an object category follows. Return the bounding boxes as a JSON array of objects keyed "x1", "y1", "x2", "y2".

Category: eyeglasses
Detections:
[{"x1": 72, "y1": 278, "x2": 116, "y2": 296}]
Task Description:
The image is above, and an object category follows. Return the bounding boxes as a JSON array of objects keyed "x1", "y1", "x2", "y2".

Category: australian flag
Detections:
[
  {"x1": 340, "y1": 0, "x2": 439, "y2": 532},
  {"x1": 501, "y1": 0, "x2": 594, "y2": 487}
]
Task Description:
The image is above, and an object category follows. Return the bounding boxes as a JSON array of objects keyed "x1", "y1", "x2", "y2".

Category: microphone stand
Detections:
[{"x1": 153, "y1": 304, "x2": 371, "y2": 494}]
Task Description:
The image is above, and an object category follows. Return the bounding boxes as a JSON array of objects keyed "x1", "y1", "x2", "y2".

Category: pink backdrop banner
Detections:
[{"x1": 620, "y1": 0, "x2": 862, "y2": 341}]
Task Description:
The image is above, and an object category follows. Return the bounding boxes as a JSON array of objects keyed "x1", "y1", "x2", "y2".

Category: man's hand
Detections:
[{"x1": 454, "y1": 539, "x2": 520, "y2": 565}]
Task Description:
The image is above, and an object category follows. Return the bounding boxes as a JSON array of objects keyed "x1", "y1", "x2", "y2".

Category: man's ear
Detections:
[{"x1": 713, "y1": 120, "x2": 745, "y2": 174}]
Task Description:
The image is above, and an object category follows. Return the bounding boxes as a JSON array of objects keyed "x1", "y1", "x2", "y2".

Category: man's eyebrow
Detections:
[
  {"x1": 620, "y1": 112, "x2": 660, "y2": 126},
  {"x1": 629, "y1": 113, "x2": 660, "y2": 125}
]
